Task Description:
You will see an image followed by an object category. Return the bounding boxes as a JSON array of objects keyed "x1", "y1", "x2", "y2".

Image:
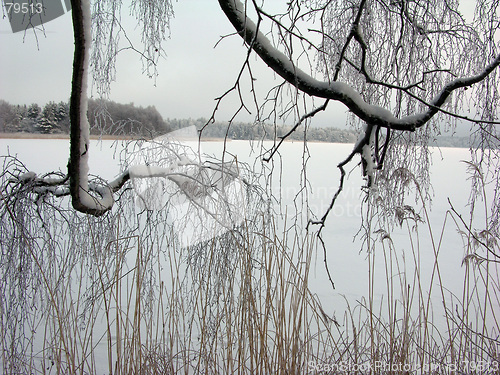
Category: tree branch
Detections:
[
  {"x1": 218, "y1": 0, "x2": 500, "y2": 131},
  {"x1": 263, "y1": 99, "x2": 329, "y2": 162},
  {"x1": 69, "y1": 0, "x2": 113, "y2": 216}
]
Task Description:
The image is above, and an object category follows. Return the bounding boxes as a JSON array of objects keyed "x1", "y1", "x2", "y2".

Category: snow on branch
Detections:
[
  {"x1": 5, "y1": 134, "x2": 253, "y2": 238},
  {"x1": 69, "y1": 0, "x2": 180, "y2": 215},
  {"x1": 69, "y1": 0, "x2": 110, "y2": 215},
  {"x1": 218, "y1": 0, "x2": 500, "y2": 131}
]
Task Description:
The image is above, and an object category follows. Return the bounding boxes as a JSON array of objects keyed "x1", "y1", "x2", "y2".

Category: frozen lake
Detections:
[
  {"x1": 0, "y1": 136, "x2": 497, "y2": 373},
  {"x1": 0, "y1": 137, "x2": 484, "y2": 302}
]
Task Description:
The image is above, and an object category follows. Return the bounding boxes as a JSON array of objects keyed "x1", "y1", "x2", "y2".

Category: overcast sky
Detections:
[
  {"x1": 0, "y1": 1, "x2": 349, "y2": 127},
  {"x1": 0, "y1": 1, "x2": 478, "y2": 129}
]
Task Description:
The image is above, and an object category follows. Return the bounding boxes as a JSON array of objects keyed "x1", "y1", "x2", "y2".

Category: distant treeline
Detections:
[
  {"x1": 0, "y1": 99, "x2": 168, "y2": 136},
  {"x1": 0, "y1": 99, "x2": 472, "y2": 147},
  {"x1": 167, "y1": 118, "x2": 359, "y2": 143},
  {"x1": 0, "y1": 99, "x2": 358, "y2": 143}
]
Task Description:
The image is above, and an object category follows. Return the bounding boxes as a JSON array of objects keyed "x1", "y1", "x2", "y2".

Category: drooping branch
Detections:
[
  {"x1": 67, "y1": 0, "x2": 181, "y2": 216},
  {"x1": 69, "y1": 0, "x2": 113, "y2": 216},
  {"x1": 332, "y1": 0, "x2": 367, "y2": 81},
  {"x1": 218, "y1": 0, "x2": 500, "y2": 131}
]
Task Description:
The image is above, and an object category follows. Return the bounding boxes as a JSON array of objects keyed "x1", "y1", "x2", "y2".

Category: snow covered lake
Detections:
[
  {"x1": 0, "y1": 137, "x2": 491, "y2": 306},
  {"x1": 0, "y1": 136, "x2": 497, "y2": 373}
]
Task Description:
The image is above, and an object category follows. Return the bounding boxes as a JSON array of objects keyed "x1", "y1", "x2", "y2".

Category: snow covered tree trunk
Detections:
[{"x1": 69, "y1": 0, "x2": 113, "y2": 215}]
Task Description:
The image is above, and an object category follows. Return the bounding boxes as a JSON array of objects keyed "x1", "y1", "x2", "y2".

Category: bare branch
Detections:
[{"x1": 263, "y1": 99, "x2": 329, "y2": 162}]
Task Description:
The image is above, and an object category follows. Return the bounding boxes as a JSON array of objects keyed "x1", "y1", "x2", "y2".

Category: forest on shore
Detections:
[{"x1": 0, "y1": 99, "x2": 470, "y2": 147}]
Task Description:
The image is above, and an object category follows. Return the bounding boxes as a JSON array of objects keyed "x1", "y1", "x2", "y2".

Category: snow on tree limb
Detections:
[
  {"x1": 67, "y1": 0, "x2": 190, "y2": 216},
  {"x1": 68, "y1": 0, "x2": 177, "y2": 215},
  {"x1": 65, "y1": 0, "x2": 251, "y2": 220},
  {"x1": 69, "y1": 0, "x2": 111, "y2": 215},
  {"x1": 217, "y1": 0, "x2": 500, "y2": 131},
  {"x1": 29, "y1": 0, "x2": 500, "y2": 220}
]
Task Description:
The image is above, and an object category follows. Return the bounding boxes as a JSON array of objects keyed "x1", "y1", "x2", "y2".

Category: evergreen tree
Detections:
[{"x1": 26, "y1": 103, "x2": 41, "y2": 120}]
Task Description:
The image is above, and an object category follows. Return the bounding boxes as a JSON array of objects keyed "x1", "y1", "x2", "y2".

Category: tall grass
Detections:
[{"x1": 1, "y1": 155, "x2": 499, "y2": 374}]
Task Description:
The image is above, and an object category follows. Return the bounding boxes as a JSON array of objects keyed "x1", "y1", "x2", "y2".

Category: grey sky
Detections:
[
  {"x1": 0, "y1": 1, "x2": 477, "y2": 129},
  {"x1": 0, "y1": 0, "x2": 350, "y2": 127}
]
